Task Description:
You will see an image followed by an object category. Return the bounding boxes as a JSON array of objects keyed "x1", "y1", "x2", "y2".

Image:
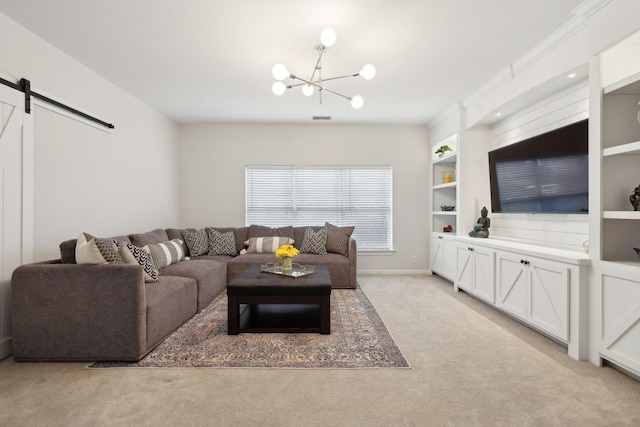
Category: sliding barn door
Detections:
[{"x1": 0, "y1": 84, "x2": 33, "y2": 359}]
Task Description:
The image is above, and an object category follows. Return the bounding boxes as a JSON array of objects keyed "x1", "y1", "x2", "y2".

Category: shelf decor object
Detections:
[
  {"x1": 271, "y1": 28, "x2": 375, "y2": 109},
  {"x1": 630, "y1": 184, "x2": 640, "y2": 211}
]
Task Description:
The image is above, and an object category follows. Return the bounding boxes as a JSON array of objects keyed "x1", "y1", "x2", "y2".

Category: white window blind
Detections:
[{"x1": 246, "y1": 166, "x2": 393, "y2": 250}]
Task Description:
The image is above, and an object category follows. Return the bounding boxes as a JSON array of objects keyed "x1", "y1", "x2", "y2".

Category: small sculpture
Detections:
[
  {"x1": 630, "y1": 185, "x2": 640, "y2": 211},
  {"x1": 469, "y1": 206, "x2": 490, "y2": 238}
]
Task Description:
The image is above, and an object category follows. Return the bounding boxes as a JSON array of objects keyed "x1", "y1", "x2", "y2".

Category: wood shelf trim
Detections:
[
  {"x1": 603, "y1": 140, "x2": 640, "y2": 157},
  {"x1": 432, "y1": 182, "x2": 457, "y2": 190},
  {"x1": 432, "y1": 152, "x2": 457, "y2": 165},
  {"x1": 603, "y1": 211, "x2": 640, "y2": 220},
  {"x1": 433, "y1": 211, "x2": 457, "y2": 216}
]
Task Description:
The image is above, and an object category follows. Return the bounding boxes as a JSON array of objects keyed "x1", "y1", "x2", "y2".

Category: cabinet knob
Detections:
[
  {"x1": 468, "y1": 247, "x2": 474, "y2": 251},
  {"x1": 520, "y1": 260, "x2": 530, "y2": 265},
  {"x1": 438, "y1": 236, "x2": 443, "y2": 239}
]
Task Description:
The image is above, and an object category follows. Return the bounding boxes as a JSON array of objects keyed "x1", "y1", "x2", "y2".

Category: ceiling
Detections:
[{"x1": 0, "y1": 0, "x2": 586, "y2": 125}]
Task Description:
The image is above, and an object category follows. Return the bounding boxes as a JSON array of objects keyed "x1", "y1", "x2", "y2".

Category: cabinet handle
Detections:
[
  {"x1": 520, "y1": 260, "x2": 530, "y2": 265},
  {"x1": 438, "y1": 236, "x2": 443, "y2": 239},
  {"x1": 468, "y1": 247, "x2": 474, "y2": 252}
]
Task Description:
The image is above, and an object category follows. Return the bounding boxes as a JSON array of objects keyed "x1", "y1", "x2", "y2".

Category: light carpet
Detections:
[{"x1": 88, "y1": 287, "x2": 409, "y2": 369}]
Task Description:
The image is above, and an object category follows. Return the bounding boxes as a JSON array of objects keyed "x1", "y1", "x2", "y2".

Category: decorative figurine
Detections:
[
  {"x1": 469, "y1": 206, "x2": 490, "y2": 238},
  {"x1": 630, "y1": 185, "x2": 640, "y2": 211}
]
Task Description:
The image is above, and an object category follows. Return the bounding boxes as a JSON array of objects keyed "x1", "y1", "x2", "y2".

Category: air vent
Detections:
[{"x1": 312, "y1": 116, "x2": 332, "y2": 121}]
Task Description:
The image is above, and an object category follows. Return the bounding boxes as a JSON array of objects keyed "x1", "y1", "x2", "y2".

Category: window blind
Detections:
[{"x1": 246, "y1": 166, "x2": 393, "y2": 250}]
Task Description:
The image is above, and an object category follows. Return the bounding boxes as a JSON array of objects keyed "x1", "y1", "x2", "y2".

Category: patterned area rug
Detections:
[{"x1": 88, "y1": 288, "x2": 409, "y2": 369}]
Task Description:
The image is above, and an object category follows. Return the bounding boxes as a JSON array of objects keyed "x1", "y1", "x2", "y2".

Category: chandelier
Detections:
[{"x1": 271, "y1": 28, "x2": 376, "y2": 109}]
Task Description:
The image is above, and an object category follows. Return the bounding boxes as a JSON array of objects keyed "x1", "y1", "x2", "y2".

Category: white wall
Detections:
[
  {"x1": 0, "y1": 12, "x2": 180, "y2": 261},
  {"x1": 178, "y1": 123, "x2": 430, "y2": 273}
]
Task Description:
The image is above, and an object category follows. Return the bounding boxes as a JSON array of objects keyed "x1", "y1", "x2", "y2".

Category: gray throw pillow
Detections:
[
  {"x1": 300, "y1": 227, "x2": 328, "y2": 255},
  {"x1": 183, "y1": 229, "x2": 209, "y2": 257},
  {"x1": 206, "y1": 228, "x2": 238, "y2": 256},
  {"x1": 325, "y1": 222, "x2": 354, "y2": 256}
]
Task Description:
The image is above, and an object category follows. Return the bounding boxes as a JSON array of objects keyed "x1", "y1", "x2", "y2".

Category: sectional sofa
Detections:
[{"x1": 10, "y1": 224, "x2": 357, "y2": 362}]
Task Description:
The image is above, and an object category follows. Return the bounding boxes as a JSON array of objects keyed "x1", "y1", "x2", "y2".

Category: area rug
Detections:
[{"x1": 88, "y1": 288, "x2": 409, "y2": 369}]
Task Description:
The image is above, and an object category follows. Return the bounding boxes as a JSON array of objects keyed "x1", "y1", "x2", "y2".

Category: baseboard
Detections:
[
  {"x1": 358, "y1": 269, "x2": 431, "y2": 275},
  {"x1": 0, "y1": 337, "x2": 12, "y2": 360}
]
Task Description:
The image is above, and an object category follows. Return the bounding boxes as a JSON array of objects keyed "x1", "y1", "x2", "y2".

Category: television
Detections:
[{"x1": 488, "y1": 119, "x2": 588, "y2": 214}]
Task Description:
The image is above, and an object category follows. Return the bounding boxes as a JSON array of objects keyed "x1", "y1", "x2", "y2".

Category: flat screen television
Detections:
[{"x1": 488, "y1": 119, "x2": 588, "y2": 214}]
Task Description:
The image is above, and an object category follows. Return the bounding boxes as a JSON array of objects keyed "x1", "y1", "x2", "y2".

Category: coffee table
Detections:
[{"x1": 227, "y1": 265, "x2": 332, "y2": 335}]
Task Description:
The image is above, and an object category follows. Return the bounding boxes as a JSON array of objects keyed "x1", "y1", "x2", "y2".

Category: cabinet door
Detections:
[
  {"x1": 455, "y1": 245, "x2": 473, "y2": 292},
  {"x1": 528, "y1": 259, "x2": 569, "y2": 341},
  {"x1": 472, "y1": 247, "x2": 495, "y2": 304},
  {"x1": 430, "y1": 236, "x2": 445, "y2": 274},
  {"x1": 496, "y1": 252, "x2": 528, "y2": 320},
  {"x1": 443, "y1": 239, "x2": 457, "y2": 281}
]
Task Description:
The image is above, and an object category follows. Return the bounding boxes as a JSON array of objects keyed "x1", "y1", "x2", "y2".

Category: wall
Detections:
[
  {"x1": 178, "y1": 123, "x2": 430, "y2": 273},
  {"x1": 0, "y1": 12, "x2": 180, "y2": 261}
]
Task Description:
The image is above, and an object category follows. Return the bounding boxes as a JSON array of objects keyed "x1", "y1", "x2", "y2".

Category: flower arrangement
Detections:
[{"x1": 275, "y1": 244, "x2": 299, "y2": 259}]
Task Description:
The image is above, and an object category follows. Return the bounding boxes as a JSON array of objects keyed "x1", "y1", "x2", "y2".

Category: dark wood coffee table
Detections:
[{"x1": 227, "y1": 265, "x2": 332, "y2": 335}]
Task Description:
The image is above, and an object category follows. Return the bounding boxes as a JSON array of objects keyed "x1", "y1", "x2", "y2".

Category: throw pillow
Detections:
[
  {"x1": 75, "y1": 233, "x2": 107, "y2": 264},
  {"x1": 325, "y1": 222, "x2": 355, "y2": 256},
  {"x1": 245, "y1": 236, "x2": 295, "y2": 254},
  {"x1": 300, "y1": 227, "x2": 328, "y2": 254},
  {"x1": 94, "y1": 237, "x2": 125, "y2": 264},
  {"x1": 118, "y1": 241, "x2": 159, "y2": 283},
  {"x1": 206, "y1": 228, "x2": 238, "y2": 256},
  {"x1": 144, "y1": 239, "x2": 185, "y2": 269},
  {"x1": 183, "y1": 229, "x2": 209, "y2": 257}
]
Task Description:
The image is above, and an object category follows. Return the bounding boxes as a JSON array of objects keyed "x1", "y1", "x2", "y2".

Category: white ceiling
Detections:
[{"x1": 0, "y1": 0, "x2": 585, "y2": 125}]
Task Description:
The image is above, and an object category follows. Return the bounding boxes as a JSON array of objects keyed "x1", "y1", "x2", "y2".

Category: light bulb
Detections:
[
  {"x1": 320, "y1": 27, "x2": 336, "y2": 47},
  {"x1": 360, "y1": 64, "x2": 376, "y2": 80},
  {"x1": 272, "y1": 64, "x2": 289, "y2": 81},
  {"x1": 272, "y1": 82, "x2": 286, "y2": 96},
  {"x1": 350, "y1": 95, "x2": 363, "y2": 109},
  {"x1": 302, "y1": 84, "x2": 314, "y2": 96}
]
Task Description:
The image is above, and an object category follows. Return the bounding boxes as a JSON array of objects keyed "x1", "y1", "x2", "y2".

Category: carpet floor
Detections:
[{"x1": 89, "y1": 287, "x2": 409, "y2": 369}]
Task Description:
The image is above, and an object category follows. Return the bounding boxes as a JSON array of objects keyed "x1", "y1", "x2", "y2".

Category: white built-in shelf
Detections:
[
  {"x1": 432, "y1": 152, "x2": 457, "y2": 165},
  {"x1": 603, "y1": 140, "x2": 640, "y2": 157},
  {"x1": 432, "y1": 182, "x2": 457, "y2": 190},
  {"x1": 603, "y1": 211, "x2": 640, "y2": 220},
  {"x1": 603, "y1": 71, "x2": 640, "y2": 95},
  {"x1": 433, "y1": 211, "x2": 457, "y2": 216}
]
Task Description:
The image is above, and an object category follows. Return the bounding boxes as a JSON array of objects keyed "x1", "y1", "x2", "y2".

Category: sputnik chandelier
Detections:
[{"x1": 271, "y1": 28, "x2": 376, "y2": 109}]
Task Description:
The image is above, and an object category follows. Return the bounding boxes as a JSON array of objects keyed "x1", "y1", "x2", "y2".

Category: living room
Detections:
[{"x1": 2, "y1": 1, "x2": 640, "y2": 425}]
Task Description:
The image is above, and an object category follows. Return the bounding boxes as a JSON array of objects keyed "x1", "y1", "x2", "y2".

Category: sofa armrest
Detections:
[
  {"x1": 11, "y1": 261, "x2": 148, "y2": 361},
  {"x1": 348, "y1": 237, "x2": 357, "y2": 288}
]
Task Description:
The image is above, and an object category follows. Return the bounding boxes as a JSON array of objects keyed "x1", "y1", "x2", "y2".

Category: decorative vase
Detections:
[{"x1": 281, "y1": 257, "x2": 293, "y2": 274}]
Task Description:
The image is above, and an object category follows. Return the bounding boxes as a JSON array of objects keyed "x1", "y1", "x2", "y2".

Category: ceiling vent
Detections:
[{"x1": 312, "y1": 116, "x2": 332, "y2": 121}]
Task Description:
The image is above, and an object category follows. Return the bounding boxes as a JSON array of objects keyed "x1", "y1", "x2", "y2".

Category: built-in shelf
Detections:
[
  {"x1": 603, "y1": 211, "x2": 640, "y2": 220},
  {"x1": 603, "y1": 140, "x2": 640, "y2": 156},
  {"x1": 432, "y1": 152, "x2": 457, "y2": 164},
  {"x1": 432, "y1": 182, "x2": 457, "y2": 190}
]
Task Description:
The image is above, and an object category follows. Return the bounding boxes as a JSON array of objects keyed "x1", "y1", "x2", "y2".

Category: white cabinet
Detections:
[
  {"x1": 496, "y1": 251, "x2": 569, "y2": 341},
  {"x1": 455, "y1": 243, "x2": 495, "y2": 304},
  {"x1": 430, "y1": 233, "x2": 456, "y2": 281}
]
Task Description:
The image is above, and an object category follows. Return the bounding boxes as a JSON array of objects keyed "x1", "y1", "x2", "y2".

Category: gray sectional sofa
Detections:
[{"x1": 11, "y1": 224, "x2": 357, "y2": 362}]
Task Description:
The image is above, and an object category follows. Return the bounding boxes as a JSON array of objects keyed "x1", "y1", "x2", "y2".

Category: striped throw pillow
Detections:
[
  {"x1": 245, "y1": 236, "x2": 295, "y2": 253},
  {"x1": 144, "y1": 239, "x2": 185, "y2": 269}
]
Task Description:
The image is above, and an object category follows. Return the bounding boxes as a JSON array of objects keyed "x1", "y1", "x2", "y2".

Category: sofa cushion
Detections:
[
  {"x1": 206, "y1": 228, "x2": 238, "y2": 256},
  {"x1": 128, "y1": 228, "x2": 169, "y2": 247},
  {"x1": 161, "y1": 259, "x2": 227, "y2": 311},
  {"x1": 183, "y1": 229, "x2": 209, "y2": 257},
  {"x1": 248, "y1": 225, "x2": 294, "y2": 240},
  {"x1": 144, "y1": 239, "x2": 185, "y2": 269},
  {"x1": 325, "y1": 222, "x2": 355, "y2": 255},
  {"x1": 300, "y1": 227, "x2": 328, "y2": 255},
  {"x1": 118, "y1": 241, "x2": 159, "y2": 283},
  {"x1": 245, "y1": 236, "x2": 295, "y2": 253}
]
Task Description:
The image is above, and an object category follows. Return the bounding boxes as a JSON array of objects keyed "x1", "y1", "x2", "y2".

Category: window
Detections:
[{"x1": 246, "y1": 166, "x2": 393, "y2": 250}]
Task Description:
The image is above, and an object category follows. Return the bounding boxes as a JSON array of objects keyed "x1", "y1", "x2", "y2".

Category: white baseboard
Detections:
[
  {"x1": 358, "y1": 269, "x2": 431, "y2": 275},
  {"x1": 0, "y1": 337, "x2": 12, "y2": 360}
]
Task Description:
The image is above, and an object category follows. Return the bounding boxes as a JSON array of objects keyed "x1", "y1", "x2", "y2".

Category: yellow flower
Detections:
[{"x1": 275, "y1": 244, "x2": 299, "y2": 259}]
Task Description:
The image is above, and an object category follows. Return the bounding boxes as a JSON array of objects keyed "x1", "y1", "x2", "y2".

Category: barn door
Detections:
[{"x1": 0, "y1": 83, "x2": 33, "y2": 359}]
